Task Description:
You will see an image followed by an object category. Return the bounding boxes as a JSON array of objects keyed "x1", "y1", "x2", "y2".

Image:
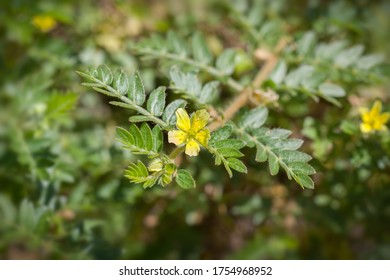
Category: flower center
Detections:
[{"x1": 187, "y1": 131, "x2": 197, "y2": 139}]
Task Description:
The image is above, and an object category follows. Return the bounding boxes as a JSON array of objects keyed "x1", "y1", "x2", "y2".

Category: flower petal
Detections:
[
  {"x1": 378, "y1": 112, "x2": 390, "y2": 124},
  {"x1": 175, "y1": 108, "x2": 191, "y2": 132},
  {"x1": 168, "y1": 130, "x2": 187, "y2": 146},
  {"x1": 190, "y1": 109, "x2": 210, "y2": 132},
  {"x1": 373, "y1": 123, "x2": 387, "y2": 131},
  {"x1": 360, "y1": 123, "x2": 372, "y2": 134},
  {"x1": 359, "y1": 107, "x2": 370, "y2": 122},
  {"x1": 371, "y1": 100, "x2": 382, "y2": 116},
  {"x1": 195, "y1": 128, "x2": 210, "y2": 147},
  {"x1": 185, "y1": 139, "x2": 200, "y2": 157}
]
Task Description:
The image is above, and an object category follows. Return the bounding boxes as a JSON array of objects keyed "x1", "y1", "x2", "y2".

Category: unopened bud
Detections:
[{"x1": 148, "y1": 158, "x2": 163, "y2": 172}]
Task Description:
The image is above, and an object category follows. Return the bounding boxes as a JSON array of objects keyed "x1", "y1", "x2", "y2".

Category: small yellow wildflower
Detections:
[
  {"x1": 168, "y1": 108, "x2": 211, "y2": 157},
  {"x1": 359, "y1": 100, "x2": 389, "y2": 133},
  {"x1": 32, "y1": 15, "x2": 57, "y2": 33}
]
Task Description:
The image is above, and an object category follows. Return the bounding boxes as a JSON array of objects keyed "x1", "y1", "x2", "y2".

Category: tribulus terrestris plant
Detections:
[{"x1": 77, "y1": 0, "x2": 387, "y2": 191}]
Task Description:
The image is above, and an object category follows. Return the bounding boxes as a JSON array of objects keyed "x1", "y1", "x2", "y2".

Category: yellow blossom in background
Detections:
[
  {"x1": 359, "y1": 100, "x2": 389, "y2": 133},
  {"x1": 32, "y1": 15, "x2": 57, "y2": 33},
  {"x1": 96, "y1": 34, "x2": 122, "y2": 53},
  {"x1": 168, "y1": 108, "x2": 211, "y2": 157}
]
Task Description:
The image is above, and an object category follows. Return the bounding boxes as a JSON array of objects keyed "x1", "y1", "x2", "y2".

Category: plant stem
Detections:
[
  {"x1": 208, "y1": 38, "x2": 288, "y2": 132},
  {"x1": 131, "y1": 38, "x2": 288, "y2": 133},
  {"x1": 208, "y1": 87, "x2": 251, "y2": 132},
  {"x1": 169, "y1": 145, "x2": 185, "y2": 159},
  {"x1": 118, "y1": 95, "x2": 169, "y2": 128},
  {"x1": 89, "y1": 75, "x2": 170, "y2": 129},
  {"x1": 253, "y1": 38, "x2": 289, "y2": 87},
  {"x1": 132, "y1": 48, "x2": 244, "y2": 92}
]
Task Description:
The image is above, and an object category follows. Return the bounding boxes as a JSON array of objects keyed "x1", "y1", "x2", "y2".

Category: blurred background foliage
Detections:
[{"x1": 0, "y1": 0, "x2": 389, "y2": 259}]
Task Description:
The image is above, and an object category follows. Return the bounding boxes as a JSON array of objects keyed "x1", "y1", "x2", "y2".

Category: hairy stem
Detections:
[
  {"x1": 208, "y1": 87, "x2": 251, "y2": 132},
  {"x1": 79, "y1": 71, "x2": 170, "y2": 129},
  {"x1": 131, "y1": 47, "x2": 244, "y2": 92},
  {"x1": 169, "y1": 145, "x2": 186, "y2": 159},
  {"x1": 208, "y1": 38, "x2": 288, "y2": 132}
]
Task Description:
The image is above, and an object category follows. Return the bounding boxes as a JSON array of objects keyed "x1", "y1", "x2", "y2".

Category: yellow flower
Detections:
[
  {"x1": 359, "y1": 100, "x2": 389, "y2": 133},
  {"x1": 168, "y1": 108, "x2": 211, "y2": 157},
  {"x1": 32, "y1": 15, "x2": 57, "y2": 33}
]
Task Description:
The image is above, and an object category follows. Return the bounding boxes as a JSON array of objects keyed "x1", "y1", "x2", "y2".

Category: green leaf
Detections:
[
  {"x1": 0, "y1": 195, "x2": 16, "y2": 226},
  {"x1": 255, "y1": 144, "x2": 267, "y2": 162},
  {"x1": 87, "y1": 67, "x2": 99, "y2": 78},
  {"x1": 241, "y1": 107, "x2": 268, "y2": 129},
  {"x1": 191, "y1": 32, "x2": 213, "y2": 64},
  {"x1": 334, "y1": 45, "x2": 364, "y2": 68},
  {"x1": 129, "y1": 71, "x2": 145, "y2": 105},
  {"x1": 151, "y1": 125, "x2": 163, "y2": 152},
  {"x1": 267, "y1": 129, "x2": 292, "y2": 139},
  {"x1": 218, "y1": 148, "x2": 244, "y2": 158},
  {"x1": 109, "y1": 101, "x2": 136, "y2": 110},
  {"x1": 128, "y1": 124, "x2": 144, "y2": 149},
  {"x1": 159, "y1": 173, "x2": 172, "y2": 187},
  {"x1": 301, "y1": 71, "x2": 328, "y2": 90},
  {"x1": 143, "y1": 175, "x2": 159, "y2": 188},
  {"x1": 216, "y1": 49, "x2": 236, "y2": 75},
  {"x1": 170, "y1": 67, "x2": 186, "y2": 89},
  {"x1": 279, "y1": 150, "x2": 312, "y2": 163},
  {"x1": 167, "y1": 31, "x2": 187, "y2": 56},
  {"x1": 210, "y1": 125, "x2": 233, "y2": 142},
  {"x1": 136, "y1": 161, "x2": 148, "y2": 177},
  {"x1": 319, "y1": 83, "x2": 346, "y2": 98},
  {"x1": 124, "y1": 161, "x2": 149, "y2": 184},
  {"x1": 140, "y1": 123, "x2": 153, "y2": 151},
  {"x1": 129, "y1": 115, "x2": 156, "y2": 123},
  {"x1": 212, "y1": 139, "x2": 245, "y2": 150},
  {"x1": 147, "y1": 34, "x2": 166, "y2": 50},
  {"x1": 340, "y1": 120, "x2": 359, "y2": 135},
  {"x1": 92, "y1": 87, "x2": 116, "y2": 97},
  {"x1": 289, "y1": 162, "x2": 316, "y2": 175},
  {"x1": 97, "y1": 65, "x2": 113, "y2": 84},
  {"x1": 170, "y1": 69, "x2": 203, "y2": 98},
  {"x1": 176, "y1": 169, "x2": 196, "y2": 189},
  {"x1": 147, "y1": 86, "x2": 166, "y2": 116},
  {"x1": 227, "y1": 158, "x2": 247, "y2": 173},
  {"x1": 356, "y1": 54, "x2": 384, "y2": 70},
  {"x1": 45, "y1": 92, "x2": 78, "y2": 120},
  {"x1": 200, "y1": 81, "x2": 219, "y2": 103},
  {"x1": 186, "y1": 72, "x2": 202, "y2": 96},
  {"x1": 76, "y1": 70, "x2": 95, "y2": 81},
  {"x1": 285, "y1": 65, "x2": 314, "y2": 88},
  {"x1": 116, "y1": 127, "x2": 134, "y2": 146},
  {"x1": 233, "y1": 125, "x2": 316, "y2": 189},
  {"x1": 270, "y1": 60, "x2": 287, "y2": 85},
  {"x1": 160, "y1": 163, "x2": 176, "y2": 186},
  {"x1": 214, "y1": 155, "x2": 222, "y2": 166},
  {"x1": 162, "y1": 99, "x2": 187, "y2": 125},
  {"x1": 268, "y1": 153, "x2": 279, "y2": 175},
  {"x1": 293, "y1": 174, "x2": 314, "y2": 189},
  {"x1": 113, "y1": 70, "x2": 129, "y2": 95},
  {"x1": 273, "y1": 139, "x2": 304, "y2": 150},
  {"x1": 315, "y1": 41, "x2": 347, "y2": 60},
  {"x1": 297, "y1": 31, "x2": 316, "y2": 56},
  {"x1": 81, "y1": 82, "x2": 102, "y2": 88},
  {"x1": 19, "y1": 199, "x2": 37, "y2": 230}
]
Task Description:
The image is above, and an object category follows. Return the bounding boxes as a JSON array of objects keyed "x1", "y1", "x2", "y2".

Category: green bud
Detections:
[
  {"x1": 234, "y1": 50, "x2": 254, "y2": 75},
  {"x1": 159, "y1": 163, "x2": 176, "y2": 187},
  {"x1": 148, "y1": 158, "x2": 164, "y2": 172}
]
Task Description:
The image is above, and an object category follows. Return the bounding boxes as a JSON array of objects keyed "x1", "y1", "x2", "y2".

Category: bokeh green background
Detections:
[{"x1": 0, "y1": 0, "x2": 389, "y2": 259}]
